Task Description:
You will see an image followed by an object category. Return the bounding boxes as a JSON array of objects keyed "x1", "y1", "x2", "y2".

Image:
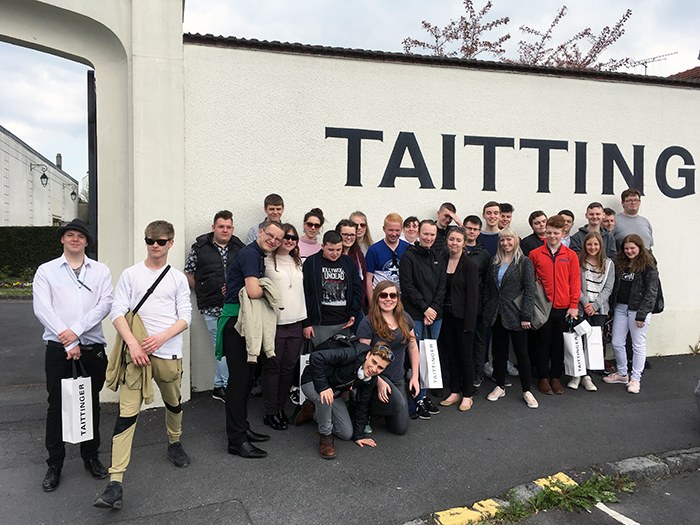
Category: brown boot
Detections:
[
  {"x1": 293, "y1": 400, "x2": 315, "y2": 426},
  {"x1": 319, "y1": 433, "x2": 336, "y2": 460},
  {"x1": 550, "y1": 377, "x2": 564, "y2": 395},
  {"x1": 538, "y1": 378, "x2": 553, "y2": 395}
]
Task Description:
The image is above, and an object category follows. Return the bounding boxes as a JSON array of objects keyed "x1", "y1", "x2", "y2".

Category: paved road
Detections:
[{"x1": 1, "y1": 301, "x2": 699, "y2": 524}]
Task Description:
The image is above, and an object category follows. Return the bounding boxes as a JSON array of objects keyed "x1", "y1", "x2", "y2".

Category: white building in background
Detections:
[{"x1": 0, "y1": 123, "x2": 79, "y2": 226}]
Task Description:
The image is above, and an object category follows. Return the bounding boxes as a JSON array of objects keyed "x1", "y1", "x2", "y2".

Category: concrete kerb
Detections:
[{"x1": 405, "y1": 447, "x2": 700, "y2": 525}]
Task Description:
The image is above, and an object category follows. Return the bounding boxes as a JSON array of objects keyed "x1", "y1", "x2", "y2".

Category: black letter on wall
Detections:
[
  {"x1": 519, "y1": 138, "x2": 569, "y2": 193},
  {"x1": 325, "y1": 127, "x2": 383, "y2": 187},
  {"x1": 442, "y1": 134, "x2": 456, "y2": 190},
  {"x1": 656, "y1": 146, "x2": 695, "y2": 198},
  {"x1": 574, "y1": 141, "x2": 587, "y2": 194},
  {"x1": 379, "y1": 132, "x2": 435, "y2": 188},
  {"x1": 602, "y1": 143, "x2": 645, "y2": 195},
  {"x1": 463, "y1": 136, "x2": 515, "y2": 191}
]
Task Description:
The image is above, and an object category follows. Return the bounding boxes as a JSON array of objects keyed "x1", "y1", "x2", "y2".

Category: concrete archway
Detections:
[{"x1": 0, "y1": 0, "x2": 188, "y2": 400}]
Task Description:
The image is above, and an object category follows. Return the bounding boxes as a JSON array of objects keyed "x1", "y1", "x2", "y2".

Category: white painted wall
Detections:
[
  {"x1": 0, "y1": 125, "x2": 78, "y2": 225},
  {"x1": 184, "y1": 42, "x2": 699, "y2": 390}
]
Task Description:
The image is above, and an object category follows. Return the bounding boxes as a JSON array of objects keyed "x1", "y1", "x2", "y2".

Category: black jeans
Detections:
[
  {"x1": 369, "y1": 377, "x2": 408, "y2": 436},
  {"x1": 261, "y1": 322, "x2": 303, "y2": 416},
  {"x1": 45, "y1": 341, "x2": 107, "y2": 467},
  {"x1": 223, "y1": 317, "x2": 256, "y2": 446},
  {"x1": 441, "y1": 313, "x2": 475, "y2": 397},
  {"x1": 492, "y1": 316, "x2": 531, "y2": 391},
  {"x1": 531, "y1": 308, "x2": 568, "y2": 379}
]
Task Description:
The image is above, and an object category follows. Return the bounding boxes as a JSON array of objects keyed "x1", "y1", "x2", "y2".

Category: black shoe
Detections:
[
  {"x1": 263, "y1": 414, "x2": 287, "y2": 431},
  {"x1": 415, "y1": 401, "x2": 431, "y2": 420},
  {"x1": 228, "y1": 441, "x2": 267, "y2": 459},
  {"x1": 423, "y1": 398, "x2": 440, "y2": 415},
  {"x1": 277, "y1": 409, "x2": 289, "y2": 425},
  {"x1": 167, "y1": 442, "x2": 191, "y2": 468},
  {"x1": 94, "y1": 481, "x2": 123, "y2": 509},
  {"x1": 42, "y1": 465, "x2": 61, "y2": 492},
  {"x1": 212, "y1": 386, "x2": 226, "y2": 402},
  {"x1": 84, "y1": 457, "x2": 109, "y2": 479},
  {"x1": 246, "y1": 429, "x2": 270, "y2": 443}
]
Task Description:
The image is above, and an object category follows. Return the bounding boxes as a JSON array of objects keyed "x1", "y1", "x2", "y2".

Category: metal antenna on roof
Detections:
[{"x1": 630, "y1": 51, "x2": 678, "y2": 75}]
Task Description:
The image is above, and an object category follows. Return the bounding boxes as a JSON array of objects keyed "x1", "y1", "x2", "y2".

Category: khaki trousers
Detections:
[{"x1": 108, "y1": 357, "x2": 182, "y2": 482}]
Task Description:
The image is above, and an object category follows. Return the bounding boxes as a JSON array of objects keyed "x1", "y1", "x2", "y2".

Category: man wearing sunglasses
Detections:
[
  {"x1": 33, "y1": 218, "x2": 114, "y2": 493},
  {"x1": 185, "y1": 210, "x2": 244, "y2": 402},
  {"x1": 95, "y1": 221, "x2": 192, "y2": 510},
  {"x1": 221, "y1": 220, "x2": 286, "y2": 459}
]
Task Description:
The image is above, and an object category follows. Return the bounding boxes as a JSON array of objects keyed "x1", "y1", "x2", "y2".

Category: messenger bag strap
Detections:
[{"x1": 133, "y1": 265, "x2": 171, "y2": 315}]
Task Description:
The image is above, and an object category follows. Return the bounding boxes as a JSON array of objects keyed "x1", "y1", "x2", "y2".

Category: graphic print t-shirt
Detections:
[
  {"x1": 320, "y1": 258, "x2": 348, "y2": 325},
  {"x1": 617, "y1": 271, "x2": 635, "y2": 305}
]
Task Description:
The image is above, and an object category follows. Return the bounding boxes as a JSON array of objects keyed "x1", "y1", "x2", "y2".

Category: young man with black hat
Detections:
[{"x1": 33, "y1": 218, "x2": 114, "y2": 492}]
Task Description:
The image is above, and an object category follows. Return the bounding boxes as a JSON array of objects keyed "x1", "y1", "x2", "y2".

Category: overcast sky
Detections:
[{"x1": 1, "y1": 0, "x2": 697, "y2": 186}]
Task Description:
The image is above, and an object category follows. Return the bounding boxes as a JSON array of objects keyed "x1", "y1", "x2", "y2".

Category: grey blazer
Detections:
[{"x1": 482, "y1": 256, "x2": 535, "y2": 331}]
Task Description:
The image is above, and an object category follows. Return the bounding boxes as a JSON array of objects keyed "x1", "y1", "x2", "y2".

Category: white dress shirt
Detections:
[{"x1": 33, "y1": 254, "x2": 114, "y2": 351}]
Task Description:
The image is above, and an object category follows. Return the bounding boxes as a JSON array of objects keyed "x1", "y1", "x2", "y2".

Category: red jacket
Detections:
[{"x1": 528, "y1": 244, "x2": 580, "y2": 309}]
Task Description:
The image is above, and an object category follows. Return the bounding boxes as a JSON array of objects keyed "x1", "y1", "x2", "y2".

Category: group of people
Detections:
[{"x1": 32, "y1": 188, "x2": 661, "y2": 510}]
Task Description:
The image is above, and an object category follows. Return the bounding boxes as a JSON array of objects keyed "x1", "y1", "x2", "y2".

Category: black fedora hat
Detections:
[{"x1": 57, "y1": 218, "x2": 93, "y2": 245}]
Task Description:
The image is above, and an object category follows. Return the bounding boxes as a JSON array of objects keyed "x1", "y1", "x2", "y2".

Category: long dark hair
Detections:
[
  {"x1": 273, "y1": 223, "x2": 301, "y2": 269},
  {"x1": 368, "y1": 281, "x2": 412, "y2": 344},
  {"x1": 615, "y1": 234, "x2": 655, "y2": 274}
]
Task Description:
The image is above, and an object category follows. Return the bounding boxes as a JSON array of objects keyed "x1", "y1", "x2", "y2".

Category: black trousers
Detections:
[
  {"x1": 223, "y1": 317, "x2": 255, "y2": 446},
  {"x1": 45, "y1": 341, "x2": 107, "y2": 468},
  {"x1": 492, "y1": 316, "x2": 531, "y2": 392},
  {"x1": 441, "y1": 313, "x2": 475, "y2": 397},
  {"x1": 530, "y1": 308, "x2": 568, "y2": 379}
]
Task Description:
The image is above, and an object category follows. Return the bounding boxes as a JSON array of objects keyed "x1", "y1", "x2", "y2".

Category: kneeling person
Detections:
[{"x1": 301, "y1": 343, "x2": 393, "y2": 459}]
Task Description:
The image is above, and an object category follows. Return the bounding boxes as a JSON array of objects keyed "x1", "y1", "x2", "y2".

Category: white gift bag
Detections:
[
  {"x1": 563, "y1": 332, "x2": 587, "y2": 377},
  {"x1": 419, "y1": 338, "x2": 443, "y2": 389},
  {"x1": 61, "y1": 361, "x2": 93, "y2": 444},
  {"x1": 298, "y1": 353, "x2": 311, "y2": 404},
  {"x1": 584, "y1": 326, "x2": 605, "y2": 370}
]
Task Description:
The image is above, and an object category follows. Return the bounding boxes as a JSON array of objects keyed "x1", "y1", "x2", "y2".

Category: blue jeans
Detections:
[
  {"x1": 410, "y1": 319, "x2": 443, "y2": 410},
  {"x1": 204, "y1": 313, "x2": 228, "y2": 388}
]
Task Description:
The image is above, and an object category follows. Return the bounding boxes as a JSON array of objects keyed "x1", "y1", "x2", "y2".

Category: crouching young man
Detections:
[
  {"x1": 301, "y1": 343, "x2": 393, "y2": 459},
  {"x1": 94, "y1": 220, "x2": 192, "y2": 510}
]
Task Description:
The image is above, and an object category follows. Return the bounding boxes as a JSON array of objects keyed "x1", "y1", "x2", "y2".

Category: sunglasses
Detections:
[
  {"x1": 375, "y1": 344, "x2": 395, "y2": 362},
  {"x1": 305, "y1": 222, "x2": 322, "y2": 229},
  {"x1": 284, "y1": 234, "x2": 299, "y2": 241},
  {"x1": 353, "y1": 222, "x2": 367, "y2": 228},
  {"x1": 145, "y1": 237, "x2": 170, "y2": 246},
  {"x1": 377, "y1": 292, "x2": 398, "y2": 300}
]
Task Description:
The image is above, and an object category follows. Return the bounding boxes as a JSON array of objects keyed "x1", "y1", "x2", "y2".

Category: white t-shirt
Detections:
[{"x1": 111, "y1": 261, "x2": 192, "y2": 359}]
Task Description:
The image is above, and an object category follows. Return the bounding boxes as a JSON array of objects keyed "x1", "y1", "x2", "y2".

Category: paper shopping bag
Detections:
[
  {"x1": 584, "y1": 326, "x2": 605, "y2": 370},
  {"x1": 419, "y1": 338, "x2": 443, "y2": 389},
  {"x1": 563, "y1": 332, "x2": 586, "y2": 377},
  {"x1": 298, "y1": 353, "x2": 311, "y2": 404},
  {"x1": 61, "y1": 361, "x2": 93, "y2": 444}
]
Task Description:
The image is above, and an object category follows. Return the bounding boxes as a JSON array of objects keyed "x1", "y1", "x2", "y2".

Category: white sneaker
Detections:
[
  {"x1": 487, "y1": 386, "x2": 506, "y2": 401},
  {"x1": 507, "y1": 361, "x2": 519, "y2": 376},
  {"x1": 627, "y1": 379, "x2": 640, "y2": 394},
  {"x1": 581, "y1": 375, "x2": 597, "y2": 392},
  {"x1": 523, "y1": 391, "x2": 539, "y2": 409},
  {"x1": 567, "y1": 376, "x2": 581, "y2": 390}
]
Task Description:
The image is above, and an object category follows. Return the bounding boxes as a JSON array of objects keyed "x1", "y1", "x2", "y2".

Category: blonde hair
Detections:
[
  {"x1": 492, "y1": 227, "x2": 523, "y2": 266},
  {"x1": 384, "y1": 213, "x2": 403, "y2": 226}
]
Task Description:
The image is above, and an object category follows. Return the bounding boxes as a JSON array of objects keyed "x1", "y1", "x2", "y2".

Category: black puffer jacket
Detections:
[
  {"x1": 399, "y1": 243, "x2": 446, "y2": 321},
  {"x1": 610, "y1": 265, "x2": 660, "y2": 321},
  {"x1": 300, "y1": 344, "x2": 376, "y2": 440},
  {"x1": 190, "y1": 232, "x2": 244, "y2": 309}
]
